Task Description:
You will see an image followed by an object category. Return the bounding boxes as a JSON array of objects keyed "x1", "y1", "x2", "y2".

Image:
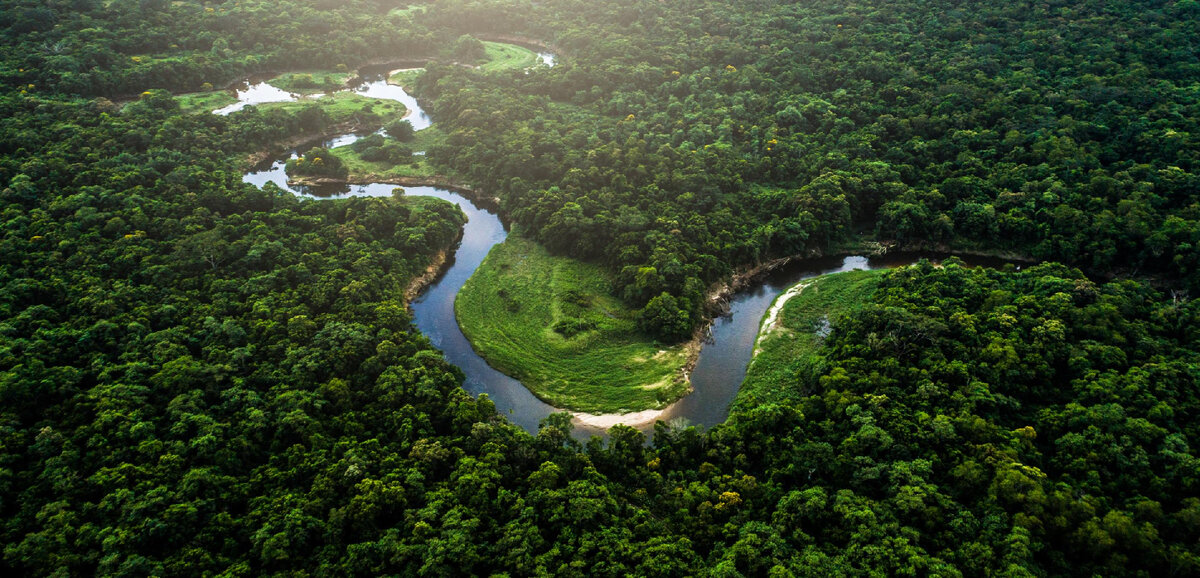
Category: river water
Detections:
[{"x1": 236, "y1": 59, "x2": 1017, "y2": 439}]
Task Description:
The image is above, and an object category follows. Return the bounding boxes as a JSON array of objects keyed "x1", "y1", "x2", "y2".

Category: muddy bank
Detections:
[{"x1": 405, "y1": 247, "x2": 454, "y2": 304}]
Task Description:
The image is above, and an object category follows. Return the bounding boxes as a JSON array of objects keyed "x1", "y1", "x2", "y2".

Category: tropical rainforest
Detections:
[{"x1": 1, "y1": 0, "x2": 1198, "y2": 575}]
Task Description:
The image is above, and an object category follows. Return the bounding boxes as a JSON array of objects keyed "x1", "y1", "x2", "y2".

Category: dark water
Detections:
[{"x1": 240, "y1": 62, "x2": 1020, "y2": 440}]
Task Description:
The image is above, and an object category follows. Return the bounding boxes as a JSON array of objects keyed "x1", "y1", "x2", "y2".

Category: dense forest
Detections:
[
  {"x1": 419, "y1": 0, "x2": 1200, "y2": 338},
  {"x1": 1, "y1": 0, "x2": 1198, "y2": 575}
]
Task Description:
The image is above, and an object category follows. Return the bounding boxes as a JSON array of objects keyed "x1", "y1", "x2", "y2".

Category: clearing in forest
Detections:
[{"x1": 456, "y1": 236, "x2": 691, "y2": 414}]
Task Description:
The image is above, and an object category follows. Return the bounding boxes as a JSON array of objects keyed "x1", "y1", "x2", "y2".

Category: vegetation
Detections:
[
  {"x1": 172, "y1": 90, "x2": 237, "y2": 114},
  {"x1": 477, "y1": 41, "x2": 541, "y2": 72},
  {"x1": 421, "y1": 0, "x2": 1200, "y2": 339},
  {"x1": 387, "y1": 67, "x2": 423, "y2": 88},
  {"x1": 246, "y1": 92, "x2": 407, "y2": 126},
  {"x1": 456, "y1": 236, "x2": 690, "y2": 413},
  {"x1": 384, "y1": 118, "x2": 415, "y2": 141},
  {"x1": 451, "y1": 34, "x2": 487, "y2": 63},
  {"x1": 286, "y1": 146, "x2": 349, "y2": 180},
  {"x1": 739, "y1": 268, "x2": 886, "y2": 411},
  {"x1": 267, "y1": 71, "x2": 351, "y2": 94},
  {"x1": 1, "y1": 0, "x2": 1198, "y2": 575},
  {"x1": 332, "y1": 126, "x2": 446, "y2": 181}
]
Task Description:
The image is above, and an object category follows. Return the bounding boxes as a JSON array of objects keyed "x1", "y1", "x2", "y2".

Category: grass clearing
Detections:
[
  {"x1": 478, "y1": 42, "x2": 540, "y2": 72},
  {"x1": 734, "y1": 269, "x2": 886, "y2": 414},
  {"x1": 267, "y1": 71, "x2": 352, "y2": 94},
  {"x1": 252, "y1": 92, "x2": 407, "y2": 123},
  {"x1": 174, "y1": 91, "x2": 237, "y2": 113},
  {"x1": 387, "y1": 5, "x2": 426, "y2": 17},
  {"x1": 456, "y1": 236, "x2": 690, "y2": 414}
]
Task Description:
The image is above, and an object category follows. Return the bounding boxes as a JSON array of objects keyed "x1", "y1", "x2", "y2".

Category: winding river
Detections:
[{"x1": 238, "y1": 61, "x2": 1016, "y2": 439}]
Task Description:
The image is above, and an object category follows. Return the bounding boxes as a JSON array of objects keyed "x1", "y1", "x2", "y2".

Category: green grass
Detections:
[
  {"x1": 388, "y1": 68, "x2": 424, "y2": 87},
  {"x1": 174, "y1": 91, "x2": 237, "y2": 113},
  {"x1": 331, "y1": 126, "x2": 445, "y2": 180},
  {"x1": 477, "y1": 42, "x2": 540, "y2": 72},
  {"x1": 387, "y1": 5, "x2": 426, "y2": 17},
  {"x1": 404, "y1": 194, "x2": 457, "y2": 213},
  {"x1": 252, "y1": 92, "x2": 407, "y2": 124},
  {"x1": 734, "y1": 269, "x2": 886, "y2": 414},
  {"x1": 267, "y1": 71, "x2": 351, "y2": 94},
  {"x1": 456, "y1": 236, "x2": 691, "y2": 414}
]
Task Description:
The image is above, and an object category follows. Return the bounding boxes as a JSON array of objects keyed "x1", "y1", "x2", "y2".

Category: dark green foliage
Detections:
[
  {"x1": 417, "y1": 0, "x2": 1200, "y2": 339},
  {"x1": 0, "y1": 0, "x2": 439, "y2": 96},
  {"x1": 1, "y1": 0, "x2": 1198, "y2": 575},
  {"x1": 385, "y1": 119, "x2": 415, "y2": 142},
  {"x1": 638, "y1": 292, "x2": 692, "y2": 342},
  {"x1": 451, "y1": 35, "x2": 487, "y2": 63},
  {"x1": 286, "y1": 147, "x2": 349, "y2": 180},
  {"x1": 351, "y1": 134, "x2": 414, "y2": 164}
]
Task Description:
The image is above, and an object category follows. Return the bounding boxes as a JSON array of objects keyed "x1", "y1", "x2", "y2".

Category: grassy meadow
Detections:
[
  {"x1": 478, "y1": 42, "x2": 541, "y2": 72},
  {"x1": 455, "y1": 236, "x2": 691, "y2": 414},
  {"x1": 174, "y1": 90, "x2": 237, "y2": 113},
  {"x1": 266, "y1": 71, "x2": 352, "y2": 94},
  {"x1": 250, "y1": 91, "x2": 407, "y2": 123},
  {"x1": 735, "y1": 268, "x2": 886, "y2": 413}
]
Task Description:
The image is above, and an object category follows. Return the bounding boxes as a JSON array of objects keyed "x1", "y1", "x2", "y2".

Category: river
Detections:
[{"x1": 237, "y1": 60, "x2": 1016, "y2": 439}]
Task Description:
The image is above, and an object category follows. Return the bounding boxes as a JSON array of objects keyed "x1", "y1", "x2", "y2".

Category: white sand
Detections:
[
  {"x1": 572, "y1": 408, "x2": 666, "y2": 429},
  {"x1": 753, "y1": 281, "x2": 811, "y2": 355}
]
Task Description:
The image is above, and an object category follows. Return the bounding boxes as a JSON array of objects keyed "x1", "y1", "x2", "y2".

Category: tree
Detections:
[{"x1": 638, "y1": 292, "x2": 691, "y2": 341}]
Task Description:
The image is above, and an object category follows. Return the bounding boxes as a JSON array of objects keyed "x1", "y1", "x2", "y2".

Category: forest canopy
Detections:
[{"x1": 0, "y1": 0, "x2": 1198, "y2": 575}]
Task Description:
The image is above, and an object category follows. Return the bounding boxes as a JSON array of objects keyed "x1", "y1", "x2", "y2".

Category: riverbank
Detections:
[
  {"x1": 671, "y1": 245, "x2": 866, "y2": 389},
  {"x1": 405, "y1": 247, "x2": 453, "y2": 304},
  {"x1": 754, "y1": 281, "x2": 813, "y2": 356},
  {"x1": 245, "y1": 119, "x2": 381, "y2": 167},
  {"x1": 735, "y1": 268, "x2": 886, "y2": 413},
  {"x1": 572, "y1": 409, "x2": 665, "y2": 429}
]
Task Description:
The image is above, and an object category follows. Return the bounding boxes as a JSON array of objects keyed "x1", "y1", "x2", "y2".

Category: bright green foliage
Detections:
[
  {"x1": 268, "y1": 71, "x2": 351, "y2": 94},
  {"x1": 477, "y1": 42, "x2": 541, "y2": 72},
  {"x1": 708, "y1": 261, "x2": 1200, "y2": 575},
  {"x1": 247, "y1": 92, "x2": 407, "y2": 125},
  {"x1": 421, "y1": 0, "x2": 1200, "y2": 338},
  {"x1": 452, "y1": 35, "x2": 487, "y2": 63},
  {"x1": 638, "y1": 292, "x2": 692, "y2": 342},
  {"x1": 456, "y1": 236, "x2": 690, "y2": 413},
  {"x1": 385, "y1": 119, "x2": 415, "y2": 142},
  {"x1": 172, "y1": 90, "x2": 238, "y2": 113}
]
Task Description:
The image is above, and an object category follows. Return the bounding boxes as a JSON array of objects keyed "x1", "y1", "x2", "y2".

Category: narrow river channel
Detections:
[{"x1": 239, "y1": 61, "x2": 1017, "y2": 439}]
